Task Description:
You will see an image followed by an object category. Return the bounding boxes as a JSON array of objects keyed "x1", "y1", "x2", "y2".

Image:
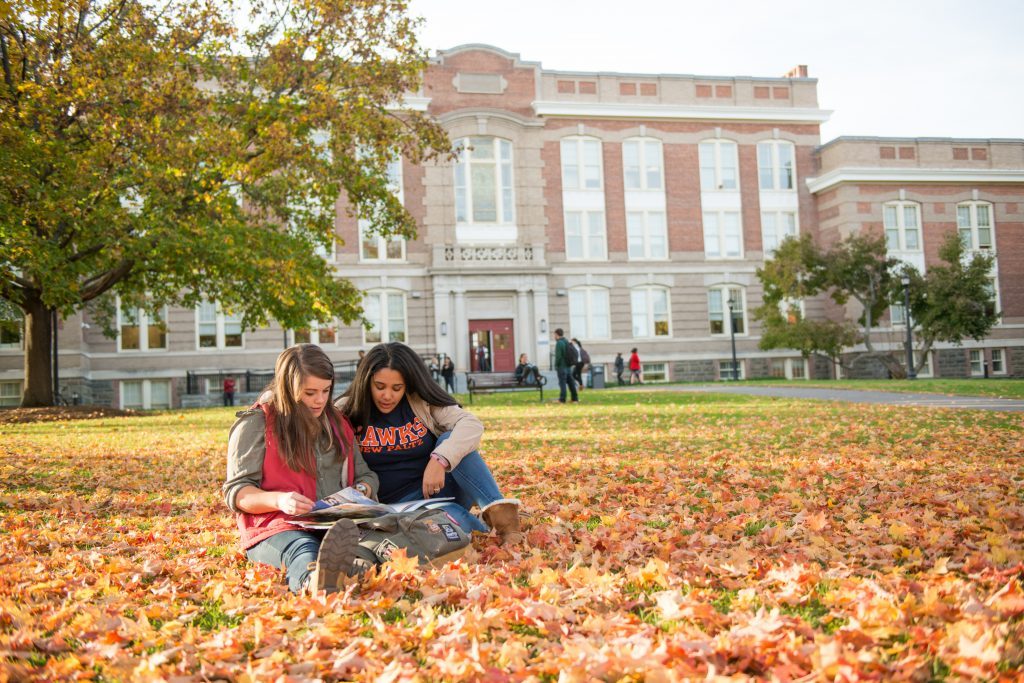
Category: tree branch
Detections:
[{"x1": 80, "y1": 259, "x2": 134, "y2": 302}]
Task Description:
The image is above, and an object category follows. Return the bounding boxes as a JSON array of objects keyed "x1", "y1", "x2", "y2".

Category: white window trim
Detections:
[
  {"x1": 360, "y1": 157, "x2": 406, "y2": 262},
  {"x1": 883, "y1": 200, "x2": 923, "y2": 253},
  {"x1": 719, "y1": 358, "x2": 746, "y2": 380},
  {"x1": 120, "y1": 379, "x2": 172, "y2": 410},
  {"x1": 631, "y1": 286, "x2": 672, "y2": 339},
  {"x1": 0, "y1": 380, "x2": 22, "y2": 406},
  {"x1": 956, "y1": 201, "x2": 995, "y2": 253},
  {"x1": 0, "y1": 316, "x2": 23, "y2": 350},
  {"x1": 640, "y1": 362, "x2": 668, "y2": 383},
  {"x1": 560, "y1": 136, "x2": 604, "y2": 191},
  {"x1": 195, "y1": 302, "x2": 245, "y2": 350},
  {"x1": 564, "y1": 210, "x2": 608, "y2": 261},
  {"x1": 969, "y1": 349, "x2": 985, "y2": 377},
  {"x1": 699, "y1": 139, "x2": 739, "y2": 192},
  {"x1": 568, "y1": 286, "x2": 611, "y2": 340},
  {"x1": 709, "y1": 286, "x2": 748, "y2": 337},
  {"x1": 756, "y1": 139, "x2": 796, "y2": 191},
  {"x1": 117, "y1": 298, "x2": 168, "y2": 352},
  {"x1": 289, "y1": 320, "x2": 338, "y2": 347},
  {"x1": 991, "y1": 348, "x2": 1007, "y2": 376},
  {"x1": 703, "y1": 210, "x2": 744, "y2": 259},
  {"x1": 760, "y1": 210, "x2": 798, "y2": 257},
  {"x1": 626, "y1": 210, "x2": 669, "y2": 260},
  {"x1": 363, "y1": 289, "x2": 408, "y2": 345},
  {"x1": 622, "y1": 137, "x2": 664, "y2": 191},
  {"x1": 454, "y1": 136, "x2": 516, "y2": 226}
]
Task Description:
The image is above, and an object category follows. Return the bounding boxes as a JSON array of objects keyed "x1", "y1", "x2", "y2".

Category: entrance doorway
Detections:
[{"x1": 468, "y1": 319, "x2": 514, "y2": 372}]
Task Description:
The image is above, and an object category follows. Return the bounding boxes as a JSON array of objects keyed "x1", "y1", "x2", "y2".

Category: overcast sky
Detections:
[{"x1": 407, "y1": 0, "x2": 1024, "y2": 144}]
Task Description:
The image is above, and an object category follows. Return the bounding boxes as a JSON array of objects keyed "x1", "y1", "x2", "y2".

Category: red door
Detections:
[{"x1": 468, "y1": 319, "x2": 514, "y2": 372}]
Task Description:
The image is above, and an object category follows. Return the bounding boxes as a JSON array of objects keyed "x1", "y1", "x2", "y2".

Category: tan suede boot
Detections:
[{"x1": 480, "y1": 499, "x2": 524, "y2": 545}]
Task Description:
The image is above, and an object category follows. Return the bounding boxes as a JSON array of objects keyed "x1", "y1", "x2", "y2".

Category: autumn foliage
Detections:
[{"x1": 1, "y1": 391, "x2": 1022, "y2": 681}]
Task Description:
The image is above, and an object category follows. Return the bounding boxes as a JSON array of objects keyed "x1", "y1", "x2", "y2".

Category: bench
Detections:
[{"x1": 465, "y1": 371, "x2": 546, "y2": 403}]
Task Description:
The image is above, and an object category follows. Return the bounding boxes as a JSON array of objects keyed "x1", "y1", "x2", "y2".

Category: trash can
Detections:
[{"x1": 590, "y1": 365, "x2": 605, "y2": 389}]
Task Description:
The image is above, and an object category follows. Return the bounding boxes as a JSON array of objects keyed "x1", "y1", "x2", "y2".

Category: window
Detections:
[
  {"x1": 120, "y1": 379, "x2": 171, "y2": 410},
  {"x1": 196, "y1": 301, "x2": 243, "y2": 349},
  {"x1": 564, "y1": 211, "x2": 607, "y2": 260},
  {"x1": 569, "y1": 287, "x2": 611, "y2": 339},
  {"x1": 641, "y1": 363, "x2": 667, "y2": 383},
  {"x1": 0, "y1": 381, "x2": 20, "y2": 407},
  {"x1": 890, "y1": 303, "x2": 907, "y2": 326},
  {"x1": 698, "y1": 140, "x2": 738, "y2": 191},
  {"x1": 0, "y1": 316, "x2": 21, "y2": 350},
  {"x1": 718, "y1": 359, "x2": 745, "y2": 380},
  {"x1": 561, "y1": 137, "x2": 603, "y2": 190},
  {"x1": 631, "y1": 287, "x2": 671, "y2": 338},
  {"x1": 883, "y1": 201, "x2": 922, "y2": 251},
  {"x1": 703, "y1": 211, "x2": 743, "y2": 258},
  {"x1": 360, "y1": 157, "x2": 406, "y2": 261},
  {"x1": 969, "y1": 350, "x2": 984, "y2": 377},
  {"x1": 293, "y1": 321, "x2": 337, "y2": 346},
  {"x1": 118, "y1": 300, "x2": 167, "y2": 352},
  {"x1": 957, "y1": 201, "x2": 994, "y2": 251},
  {"x1": 626, "y1": 211, "x2": 668, "y2": 259},
  {"x1": 983, "y1": 278, "x2": 999, "y2": 318},
  {"x1": 761, "y1": 211, "x2": 797, "y2": 256},
  {"x1": 454, "y1": 137, "x2": 514, "y2": 224},
  {"x1": 991, "y1": 349, "x2": 1006, "y2": 375},
  {"x1": 622, "y1": 138, "x2": 663, "y2": 190},
  {"x1": 363, "y1": 290, "x2": 406, "y2": 344},
  {"x1": 708, "y1": 286, "x2": 746, "y2": 335},
  {"x1": 770, "y1": 358, "x2": 807, "y2": 380},
  {"x1": 757, "y1": 141, "x2": 795, "y2": 190}
]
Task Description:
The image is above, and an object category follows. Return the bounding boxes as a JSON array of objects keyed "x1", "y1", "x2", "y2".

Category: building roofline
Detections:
[
  {"x1": 819, "y1": 135, "x2": 1024, "y2": 150},
  {"x1": 432, "y1": 44, "x2": 542, "y2": 68}
]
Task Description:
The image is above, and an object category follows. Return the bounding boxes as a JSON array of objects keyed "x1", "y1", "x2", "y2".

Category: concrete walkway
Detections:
[{"x1": 628, "y1": 384, "x2": 1024, "y2": 412}]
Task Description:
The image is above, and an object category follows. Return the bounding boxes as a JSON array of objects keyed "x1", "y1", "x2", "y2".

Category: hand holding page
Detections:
[{"x1": 296, "y1": 486, "x2": 455, "y2": 523}]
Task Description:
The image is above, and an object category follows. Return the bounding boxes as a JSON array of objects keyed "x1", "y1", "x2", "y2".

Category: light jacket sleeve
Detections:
[
  {"x1": 350, "y1": 440, "x2": 379, "y2": 500},
  {"x1": 223, "y1": 410, "x2": 266, "y2": 513},
  {"x1": 425, "y1": 400, "x2": 484, "y2": 470}
]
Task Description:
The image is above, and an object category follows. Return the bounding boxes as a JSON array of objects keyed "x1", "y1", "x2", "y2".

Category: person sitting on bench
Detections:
[{"x1": 514, "y1": 353, "x2": 540, "y2": 386}]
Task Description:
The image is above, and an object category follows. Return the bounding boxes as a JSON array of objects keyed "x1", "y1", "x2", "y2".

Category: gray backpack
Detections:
[{"x1": 352, "y1": 508, "x2": 471, "y2": 567}]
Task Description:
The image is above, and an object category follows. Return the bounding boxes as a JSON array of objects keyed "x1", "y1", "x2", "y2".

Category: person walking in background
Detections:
[
  {"x1": 614, "y1": 353, "x2": 625, "y2": 386},
  {"x1": 629, "y1": 347, "x2": 643, "y2": 385},
  {"x1": 554, "y1": 328, "x2": 579, "y2": 403},
  {"x1": 570, "y1": 338, "x2": 585, "y2": 391},
  {"x1": 441, "y1": 355, "x2": 456, "y2": 394},
  {"x1": 223, "y1": 376, "x2": 236, "y2": 407}
]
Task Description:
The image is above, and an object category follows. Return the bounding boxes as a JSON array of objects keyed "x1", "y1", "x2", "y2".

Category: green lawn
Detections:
[{"x1": 758, "y1": 377, "x2": 1024, "y2": 400}]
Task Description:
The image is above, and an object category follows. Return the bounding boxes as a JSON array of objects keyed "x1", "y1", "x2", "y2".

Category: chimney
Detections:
[{"x1": 783, "y1": 65, "x2": 808, "y2": 79}]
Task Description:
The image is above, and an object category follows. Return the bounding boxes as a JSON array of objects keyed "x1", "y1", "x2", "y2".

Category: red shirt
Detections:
[{"x1": 629, "y1": 353, "x2": 641, "y2": 371}]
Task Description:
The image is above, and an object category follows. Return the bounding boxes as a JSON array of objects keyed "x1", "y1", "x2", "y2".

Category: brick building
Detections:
[{"x1": 2, "y1": 44, "x2": 1022, "y2": 408}]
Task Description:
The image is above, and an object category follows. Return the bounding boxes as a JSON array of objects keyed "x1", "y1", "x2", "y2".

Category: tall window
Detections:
[
  {"x1": 969, "y1": 350, "x2": 984, "y2": 377},
  {"x1": 883, "y1": 201, "x2": 922, "y2": 251},
  {"x1": 363, "y1": 290, "x2": 406, "y2": 344},
  {"x1": 118, "y1": 300, "x2": 167, "y2": 352},
  {"x1": 564, "y1": 211, "x2": 607, "y2": 260},
  {"x1": 757, "y1": 140, "x2": 795, "y2": 190},
  {"x1": 0, "y1": 315, "x2": 21, "y2": 350},
  {"x1": 196, "y1": 301, "x2": 243, "y2": 349},
  {"x1": 703, "y1": 211, "x2": 743, "y2": 258},
  {"x1": 761, "y1": 211, "x2": 797, "y2": 256},
  {"x1": 455, "y1": 137, "x2": 514, "y2": 224},
  {"x1": 1, "y1": 381, "x2": 22, "y2": 407},
  {"x1": 361, "y1": 157, "x2": 406, "y2": 261},
  {"x1": 569, "y1": 287, "x2": 611, "y2": 339},
  {"x1": 631, "y1": 286, "x2": 671, "y2": 338},
  {"x1": 293, "y1": 321, "x2": 337, "y2": 346},
  {"x1": 626, "y1": 211, "x2": 668, "y2": 259},
  {"x1": 698, "y1": 140, "x2": 738, "y2": 191},
  {"x1": 708, "y1": 286, "x2": 746, "y2": 335},
  {"x1": 622, "y1": 138, "x2": 663, "y2": 190},
  {"x1": 121, "y1": 379, "x2": 171, "y2": 410},
  {"x1": 957, "y1": 201, "x2": 994, "y2": 251},
  {"x1": 991, "y1": 349, "x2": 1006, "y2": 375},
  {"x1": 561, "y1": 137, "x2": 603, "y2": 190}
]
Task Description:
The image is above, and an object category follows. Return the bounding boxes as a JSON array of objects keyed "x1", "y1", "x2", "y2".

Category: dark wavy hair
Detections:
[{"x1": 340, "y1": 342, "x2": 457, "y2": 428}]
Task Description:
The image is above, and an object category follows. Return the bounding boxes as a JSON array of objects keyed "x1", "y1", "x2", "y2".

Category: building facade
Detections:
[{"x1": 2, "y1": 45, "x2": 1022, "y2": 408}]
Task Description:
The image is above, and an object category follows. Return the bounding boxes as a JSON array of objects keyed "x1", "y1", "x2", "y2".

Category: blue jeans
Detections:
[
  {"x1": 557, "y1": 366, "x2": 578, "y2": 402},
  {"x1": 391, "y1": 432, "x2": 503, "y2": 533},
  {"x1": 246, "y1": 529, "x2": 325, "y2": 593}
]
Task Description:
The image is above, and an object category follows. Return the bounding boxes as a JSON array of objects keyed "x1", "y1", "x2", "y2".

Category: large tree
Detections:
[{"x1": 0, "y1": 0, "x2": 451, "y2": 406}]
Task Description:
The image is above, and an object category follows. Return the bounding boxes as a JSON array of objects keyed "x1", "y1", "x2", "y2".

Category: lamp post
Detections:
[
  {"x1": 901, "y1": 274, "x2": 916, "y2": 380},
  {"x1": 727, "y1": 295, "x2": 739, "y2": 381}
]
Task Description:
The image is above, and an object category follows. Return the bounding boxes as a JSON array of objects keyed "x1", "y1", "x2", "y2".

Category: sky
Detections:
[{"x1": 407, "y1": 0, "x2": 1024, "y2": 144}]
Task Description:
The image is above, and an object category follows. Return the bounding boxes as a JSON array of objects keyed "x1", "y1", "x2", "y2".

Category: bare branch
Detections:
[{"x1": 80, "y1": 259, "x2": 135, "y2": 302}]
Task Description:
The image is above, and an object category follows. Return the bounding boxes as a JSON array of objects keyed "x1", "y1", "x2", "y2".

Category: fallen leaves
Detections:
[{"x1": 0, "y1": 393, "x2": 1022, "y2": 680}]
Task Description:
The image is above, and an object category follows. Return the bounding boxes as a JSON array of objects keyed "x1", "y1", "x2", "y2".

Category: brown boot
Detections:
[
  {"x1": 305, "y1": 519, "x2": 366, "y2": 594},
  {"x1": 480, "y1": 499, "x2": 524, "y2": 545}
]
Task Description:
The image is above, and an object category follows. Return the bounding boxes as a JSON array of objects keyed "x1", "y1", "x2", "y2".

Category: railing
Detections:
[
  {"x1": 433, "y1": 244, "x2": 545, "y2": 269},
  {"x1": 186, "y1": 361, "x2": 359, "y2": 395}
]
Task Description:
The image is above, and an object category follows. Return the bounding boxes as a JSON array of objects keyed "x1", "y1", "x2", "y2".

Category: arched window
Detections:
[
  {"x1": 360, "y1": 156, "x2": 406, "y2": 261},
  {"x1": 883, "y1": 201, "x2": 922, "y2": 252},
  {"x1": 622, "y1": 137, "x2": 663, "y2": 190},
  {"x1": 560, "y1": 136, "x2": 603, "y2": 190},
  {"x1": 957, "y1": 201, "x2": 994, "y2": 251},
  {"x1": 363, "y1": 290, "x2": 406, "y2": 344},
  {"x1": 707, "y1": 286, "x2": 746, "y2": 336},
  {"x1": 568, "y1": 287, "x2": 611, "y2": 339},
  {"x1": 631, "y1": 286, "x2": 671, "y2": 338},
  {"x1": 454, "y1": 137, "x2": 514, "y2": 224},
  {"x1": 756, "y1": 140, "x2": 796, "y2": 190},
  {"x1": 698, "y1": 139, "x2": 738, "y2": 191}
]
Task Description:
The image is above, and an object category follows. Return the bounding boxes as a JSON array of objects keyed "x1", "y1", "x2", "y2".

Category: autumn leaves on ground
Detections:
[{"x1": 1, "y1": 391, "x2": 1022, "y2": 681}]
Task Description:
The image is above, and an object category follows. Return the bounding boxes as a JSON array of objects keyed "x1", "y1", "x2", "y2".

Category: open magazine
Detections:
[{"x1": 292, "y1": 486, "x2": 454, "y2": 529}]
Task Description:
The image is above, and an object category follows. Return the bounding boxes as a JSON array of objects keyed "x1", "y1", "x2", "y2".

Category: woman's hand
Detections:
[
  {"x1": 276, "y1": 491, "x2": 314, "y2": 515},
  {"x1": 422, "y1": 459, "x2": 447, "y2": 498}
]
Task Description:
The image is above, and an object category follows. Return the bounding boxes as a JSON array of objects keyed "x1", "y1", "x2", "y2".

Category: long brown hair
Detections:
[
  {"x1": 269, "y1": 344, "x2": 346, "y2": 475},
  {"x1": 340, "y1": 342, "x2": 457, "y2": 430}
]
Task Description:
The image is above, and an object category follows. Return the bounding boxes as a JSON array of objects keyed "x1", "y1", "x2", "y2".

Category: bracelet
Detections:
[
  {"x1": 355, "y1": 482, "x2": 370, "y2": 495},
  {"x1": 430, "y1": 452, "x2": 451, "y2": 472}
]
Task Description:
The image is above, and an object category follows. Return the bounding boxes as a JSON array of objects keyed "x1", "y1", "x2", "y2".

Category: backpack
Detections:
[
  {"x1": 564, "y1": 341, "x2": 579, "y2": 366},
  {"x1": 580, "y1": 348, "x2": 591, "y2": 365},
  {"x1": 352, "y1": 508, "x2": 471, "y2": 567}
]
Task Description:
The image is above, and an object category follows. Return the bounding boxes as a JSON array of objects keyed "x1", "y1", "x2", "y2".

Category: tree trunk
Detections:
[{"x1": 21, "y1": 296, "x2": 54, "y2": 407}]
